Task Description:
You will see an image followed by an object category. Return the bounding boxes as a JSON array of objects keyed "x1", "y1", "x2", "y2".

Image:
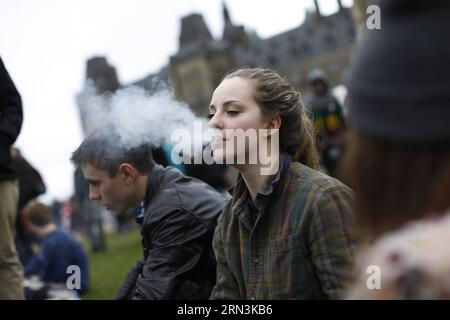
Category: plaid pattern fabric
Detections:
[{"x1": 210, "y1": 153, "x2": 358, "y2": 300}]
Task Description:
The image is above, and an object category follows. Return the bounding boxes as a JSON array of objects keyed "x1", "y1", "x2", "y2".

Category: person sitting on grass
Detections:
[{"x1": 23, "y1": 200, "x2": 89, "y2": 299}]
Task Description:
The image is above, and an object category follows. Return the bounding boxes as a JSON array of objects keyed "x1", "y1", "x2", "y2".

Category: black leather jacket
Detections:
[{"x1": 115, "y1": 164, "x2": 227, "y2": 300}]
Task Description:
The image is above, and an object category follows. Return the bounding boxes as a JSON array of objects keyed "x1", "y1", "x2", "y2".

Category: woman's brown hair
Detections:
[
  {"x1": 224, "y1": 68, "x2": 319, "y2": 169},
  {"x1": 341, "y1": 129, "x2": 450, "y2": 238}
]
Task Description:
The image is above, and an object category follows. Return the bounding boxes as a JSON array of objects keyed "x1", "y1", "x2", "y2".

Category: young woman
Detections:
[{"x1": 208, "y1": 68, "x2": 358, "y2": 299}]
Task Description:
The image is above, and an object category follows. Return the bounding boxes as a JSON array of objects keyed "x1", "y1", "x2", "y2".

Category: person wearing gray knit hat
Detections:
[
  {"x1": 342, "y1": 0, "x2": 450, "y2": 299},
  {"x1": 345, "y1": 0, "x2": 450, "y2": 145},
  {"x1": 341, "y1": 0, "x2": 450, "y2": 238}
]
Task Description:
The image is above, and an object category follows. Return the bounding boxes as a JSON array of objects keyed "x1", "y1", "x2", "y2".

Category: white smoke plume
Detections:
[{"x1": 76, "y1": 80, "x2": 210, "y2": 159}]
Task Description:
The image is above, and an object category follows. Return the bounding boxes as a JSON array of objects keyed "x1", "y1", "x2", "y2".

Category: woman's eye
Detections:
[
  {"x1": 207, "y1": 113, "x2": 215, "y2": 120},
  {"x1": 227, "y1": 110, "x2": 239, "y2": 116}
]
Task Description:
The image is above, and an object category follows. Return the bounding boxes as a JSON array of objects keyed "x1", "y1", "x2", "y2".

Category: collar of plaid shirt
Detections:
[{"x1": 232, "y1": 152, "x2": 292, "y2": 230}]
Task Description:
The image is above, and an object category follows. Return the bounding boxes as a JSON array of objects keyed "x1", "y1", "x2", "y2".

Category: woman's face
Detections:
[{"x1": 208, "y1": 77, "x2": 269, "y2": 165}]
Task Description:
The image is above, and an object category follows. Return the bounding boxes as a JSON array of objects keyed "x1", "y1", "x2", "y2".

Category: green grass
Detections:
[{"x1": 81, "y1": 228, "x2": 142, "y2": 300}]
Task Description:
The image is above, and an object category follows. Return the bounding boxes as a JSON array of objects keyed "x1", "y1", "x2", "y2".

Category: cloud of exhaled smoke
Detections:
[{"x1": 76, "y1": 80, "x2": 209, "y2": 158}]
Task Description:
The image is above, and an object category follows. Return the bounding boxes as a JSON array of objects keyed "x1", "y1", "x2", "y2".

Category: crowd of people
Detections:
[{"x1": 0, "y1": 0, "x2": 449, "y2": 300}]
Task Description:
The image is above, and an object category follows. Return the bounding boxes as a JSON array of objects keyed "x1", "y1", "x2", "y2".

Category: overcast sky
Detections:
[{"x1": 0, "y1": 0, "x2": 353, "y2": 203}]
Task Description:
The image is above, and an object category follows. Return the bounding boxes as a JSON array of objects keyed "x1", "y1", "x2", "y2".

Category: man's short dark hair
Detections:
[{"x1": 70, "y1": 126, "x2": 155, "y2": 176}]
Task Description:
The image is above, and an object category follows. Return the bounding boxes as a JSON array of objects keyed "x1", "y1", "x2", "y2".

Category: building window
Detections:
[
  {"x1": 326, "y1": 20, "x2": 334, "y2": 28},
  {"x1": 290, "y1": 47, "x2": 301, "y2": 58},
  {"x1": 348, "y1": 27, "x2": 355, "y2": 38},
  {"x1": 303, "y1": 43, "x2": 311, "y2": 55},
  {"x1": 270, "y1": 40, "x2": 278, "y2": 50},
  {"x1": 268, "y1": 55, "x2": 278, "y2": 67},
  {"x1": 324, "y1": 34, "x2": 335, "y2": 47},
  {"x1": 306, "y1": 28, "x2": 314, "y2": 36}
]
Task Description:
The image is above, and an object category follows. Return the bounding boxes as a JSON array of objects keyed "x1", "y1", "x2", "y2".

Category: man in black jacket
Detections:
[
  {"x1": 71, "y1": 127, "x2": 227, "y2": 299},
  {"x1": 0, "y1": 56, "x2": 24, "y2": 299}
]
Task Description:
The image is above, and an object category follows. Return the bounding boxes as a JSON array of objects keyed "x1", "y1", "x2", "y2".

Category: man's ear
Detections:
[{"x1": 118, "y1": 163, "x2": 138, "y2": 184}]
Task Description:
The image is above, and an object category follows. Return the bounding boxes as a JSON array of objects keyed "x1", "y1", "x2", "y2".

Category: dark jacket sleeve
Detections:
[
  {"x1": 0, "y1": 57, "x2": 23, "y2": 146},
  {"x1": 114, "y1": 259, "x2": 144, "y2": 300},
  {"x1": 132, "y1": 208, "x2": 211, "y2": 300},
  {"x1": 24, "y1": 251, "x2": 46, "y2": 277}
]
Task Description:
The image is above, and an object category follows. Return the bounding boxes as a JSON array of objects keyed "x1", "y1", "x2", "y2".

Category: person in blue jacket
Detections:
[{"x1": 23, "y1": 200, "x2": 89, "y2": 299}]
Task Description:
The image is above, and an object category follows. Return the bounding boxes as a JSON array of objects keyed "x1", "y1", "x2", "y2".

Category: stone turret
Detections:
[
  {"x1": 85, "y1": 56, "x2": 120, "y2": 94},
  {"x1": 179, "y1": 14, "x2": 212, "y2": 49},
  {"x1": 221, "y1": 2, "x2": 248, "y2": 46}
]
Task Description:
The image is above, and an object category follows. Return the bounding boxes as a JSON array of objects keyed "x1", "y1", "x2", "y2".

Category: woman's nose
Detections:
[{"x1": 209, "y1": 112, "x2": 224, "y2": 130}]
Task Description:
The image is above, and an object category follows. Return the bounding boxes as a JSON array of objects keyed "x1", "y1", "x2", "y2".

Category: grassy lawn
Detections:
[{"x1": 81, "y1": 228, "x2": 142, "y2": 300}]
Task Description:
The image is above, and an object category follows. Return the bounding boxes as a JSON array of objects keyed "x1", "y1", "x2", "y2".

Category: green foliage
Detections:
[{"x1": 81, "y1": 229, "x2": 141, "y2": 300}]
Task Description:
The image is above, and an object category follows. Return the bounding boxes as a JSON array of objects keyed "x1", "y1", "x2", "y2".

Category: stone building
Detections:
[
  {"x1": 78, "y1": 1, "x2": 356, "y2": 126},
  {"x1": 169, "y1": 1, "x2": 356, "y2": 116}
]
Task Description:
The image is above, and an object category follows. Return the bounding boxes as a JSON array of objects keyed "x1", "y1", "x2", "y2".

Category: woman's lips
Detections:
[{"x1": 211, "y1": 138, "x2": 227, "y2": 148}]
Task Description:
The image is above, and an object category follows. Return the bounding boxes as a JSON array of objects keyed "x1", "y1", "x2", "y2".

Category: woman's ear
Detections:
[{"x1": 266, "y1": 114, "x2": 281, "y2": 136}]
